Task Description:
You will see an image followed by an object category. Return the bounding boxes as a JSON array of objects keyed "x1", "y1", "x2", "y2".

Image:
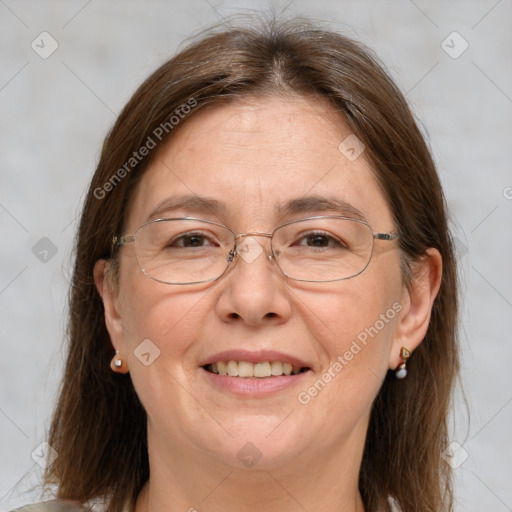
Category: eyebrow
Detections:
[
  {"x1": 146, "y1": 194, "x2": 228, "y2": 221},
  {"x1": 146, "y1": 194, "x2": 367, "y2": 223},
  {"x1": 275, "y1": 195, "x2": 367, "y2": 222}
]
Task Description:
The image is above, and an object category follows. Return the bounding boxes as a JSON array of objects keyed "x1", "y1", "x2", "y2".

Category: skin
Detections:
[{"x1": 94, "y1": 95, "x2": 442, "y2": 512}]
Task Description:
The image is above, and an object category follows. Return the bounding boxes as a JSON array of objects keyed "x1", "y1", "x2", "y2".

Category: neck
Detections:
[{"x1": 134, "y1": 423, "x2": 367, "y2": 512}]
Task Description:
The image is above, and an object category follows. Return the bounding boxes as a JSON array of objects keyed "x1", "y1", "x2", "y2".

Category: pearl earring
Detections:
[
  {"x1": 113, "y1": 350, "x2": 123, "y2": 369},
  {"x1": 395, "y1": 347, "x2": 411, "y2": 379}
]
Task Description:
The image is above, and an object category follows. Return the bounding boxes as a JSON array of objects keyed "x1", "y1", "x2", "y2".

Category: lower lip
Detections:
[{"x1": 200, "y1": 367, "x2": 311, "y2": 397}]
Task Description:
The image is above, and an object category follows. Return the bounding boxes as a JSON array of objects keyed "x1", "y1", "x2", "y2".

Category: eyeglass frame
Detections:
[{"x1": 111, "y1": 216, "x2": 401, "y2": 285}]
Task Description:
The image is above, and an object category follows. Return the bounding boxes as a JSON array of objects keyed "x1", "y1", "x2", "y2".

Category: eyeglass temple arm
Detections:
[
  {"x1": 373, "y1": 233, "x2": 400, "y2": 240},
  {"x1": 112, "y1": 235, "x2": 136, "y2": 247},
  {"x1": 110, "y1": 235, "x2": 135, "y2": 258}
]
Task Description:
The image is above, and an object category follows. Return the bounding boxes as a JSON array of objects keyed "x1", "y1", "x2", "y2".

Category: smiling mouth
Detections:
[{"x1": 202, "y1": 360, "x2": 310, "y2": 378}]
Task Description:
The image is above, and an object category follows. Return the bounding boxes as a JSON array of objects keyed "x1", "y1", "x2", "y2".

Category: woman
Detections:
[{"x1": 19, "y1": 17, "x2": 459, "y2": 512}]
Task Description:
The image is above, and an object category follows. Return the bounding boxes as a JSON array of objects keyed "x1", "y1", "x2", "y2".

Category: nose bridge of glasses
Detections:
[{"x1": 228, "y1": 232, "x2": 274, "y2": 263}]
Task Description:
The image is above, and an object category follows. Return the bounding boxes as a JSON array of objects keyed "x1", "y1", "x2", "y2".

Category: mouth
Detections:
[
  {"x1": 198, "y1": 349, "x2": 313, "y2": 396},
  {"x1": 202, "y1": 360, "x2": 311, "y2": 378}
]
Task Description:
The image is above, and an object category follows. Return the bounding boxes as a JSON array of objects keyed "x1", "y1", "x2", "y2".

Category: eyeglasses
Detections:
[{"x1": 112, "y1": 216, "x2": 400, "y2": 285}]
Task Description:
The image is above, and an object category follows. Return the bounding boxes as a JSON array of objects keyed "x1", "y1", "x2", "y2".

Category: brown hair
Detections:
[{"x1": 45, "y1": 17, "x2": 459, "y2": 512}]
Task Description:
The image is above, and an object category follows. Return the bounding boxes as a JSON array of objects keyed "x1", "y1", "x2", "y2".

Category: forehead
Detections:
[{"x1": 127, "y1": 95, "x2": 393, "y2": 231}]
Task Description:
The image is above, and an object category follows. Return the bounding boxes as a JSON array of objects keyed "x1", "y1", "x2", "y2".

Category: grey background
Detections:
[{"x1": 1, "y1": 1, "x2": 511, "y2": 510}]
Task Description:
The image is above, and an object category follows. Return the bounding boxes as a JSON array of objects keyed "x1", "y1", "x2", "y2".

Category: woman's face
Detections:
[{"x1": 101, "y1": 95, "x2": 409, "y2": 471}]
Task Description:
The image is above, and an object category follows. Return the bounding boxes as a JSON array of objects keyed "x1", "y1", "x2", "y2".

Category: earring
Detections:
[
  {"x1": 395, "y1": 347, "x2": 411, "y2": 379},
  {"x1": 113, "y1": 350, "x2": 123, "y2": 369}
]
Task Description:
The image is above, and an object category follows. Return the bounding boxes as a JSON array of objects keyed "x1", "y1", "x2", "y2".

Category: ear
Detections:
[
  {"x1": 390, "y1": 248, "x2": 442, "y2": 369},
  {"x1": 94, "y1": 259, "x2": 129, "y2": 373}
]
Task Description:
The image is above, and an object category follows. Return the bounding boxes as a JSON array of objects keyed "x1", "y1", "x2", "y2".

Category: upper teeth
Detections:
[{"x1": 208, "y1": 361, "x2": 303, "y2": 378}]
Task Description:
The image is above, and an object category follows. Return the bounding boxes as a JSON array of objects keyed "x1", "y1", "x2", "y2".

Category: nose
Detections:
[{"x1": 214, "y1": 235, "x2": 292, "y2": 327}]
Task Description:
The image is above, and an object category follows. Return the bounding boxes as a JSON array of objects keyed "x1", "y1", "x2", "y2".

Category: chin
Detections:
[{"x1": 201, "y1": 416, "x2": 312, "y2": 470}]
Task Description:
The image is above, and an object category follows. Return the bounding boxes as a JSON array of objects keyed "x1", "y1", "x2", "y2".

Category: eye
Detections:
[
  {"x1": 294, "y1": 231, "x2": 347, "y2": 249},
  {"x1": 168, "y1": 232, "x2": 218, "y2": 248}
]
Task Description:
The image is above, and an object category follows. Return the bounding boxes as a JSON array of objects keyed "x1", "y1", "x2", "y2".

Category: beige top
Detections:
[{"x1": 11, "y1": 501, "x2": 97, "y2": 512}]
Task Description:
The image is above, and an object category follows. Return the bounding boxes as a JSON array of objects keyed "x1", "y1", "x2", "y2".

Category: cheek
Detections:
[
  {"x1": 296, "y1": 273, "x2": 400, "y2": 358},
  {"x1": 117, "y1": 276, "x2": 214, "y2": 431},
  {"x1": 293, "y1": 291, "x2": 398, "y2": 436},
  {"x1": 293, "y1": 260, "x2": 403, "y2": 404},
  {"x1": 117, "y1": 268, "x2": 211, "y2": 366}
]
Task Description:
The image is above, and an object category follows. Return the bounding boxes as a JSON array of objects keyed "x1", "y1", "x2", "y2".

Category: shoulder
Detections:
[{"x1": 10, "y1": 501, "x2": 96, "y2": 512}]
